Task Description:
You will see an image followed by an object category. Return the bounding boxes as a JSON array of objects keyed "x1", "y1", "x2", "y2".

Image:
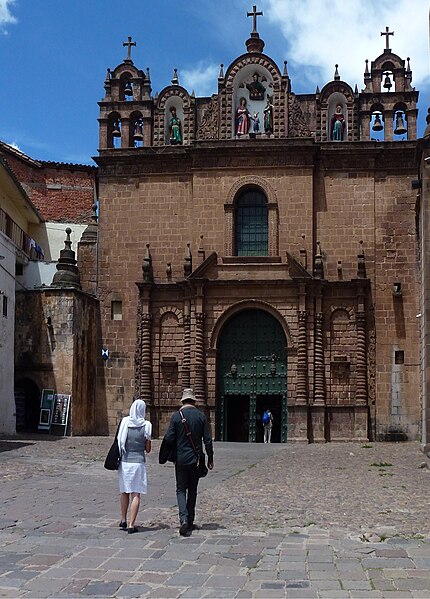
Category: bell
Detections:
[
  {"x1": 112, "y1": 121, "x2": 121, "y2": 137},
  {"x1": 394, "y1": 112, "x2": 407, "y2": 135},
  {"x1": 383, "y1": 72, "x2": 392, "y2": 90},
  {"x1": 372, "y1": 113, "x2": 383, "y2": 131},
  {"x1": 133, "y1": 123, "x2": 144, "y2": 142},
  {"x1": 124, "y1": 80, "x2": 133, "y2": 97}
]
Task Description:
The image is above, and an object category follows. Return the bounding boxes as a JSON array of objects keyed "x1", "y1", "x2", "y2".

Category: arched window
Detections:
[{"x1": 235, "y1": 189, "x2": 268, "y2": 256}]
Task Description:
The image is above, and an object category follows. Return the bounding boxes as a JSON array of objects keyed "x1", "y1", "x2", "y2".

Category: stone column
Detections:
[
  {"x1": 182, "y1": 313, "x2": 191, "y2": 389},
  {"x1": 194, "y1": 312, "x2": 206, "y2": 403},
  {"x1": 356, "y1": 311, "x2": 367, "y2": 404},
  {"x1": 314, "y1": 312, "x2": 325, "y2": 404},
  {"x1": 140, "y1": 312, "x2": 152, "y2": 402},
  {"x1": 296, "y1": 310, "x2": 308, "y2": 404}
]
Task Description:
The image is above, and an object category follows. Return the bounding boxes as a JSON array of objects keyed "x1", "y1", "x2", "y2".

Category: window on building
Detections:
[
  {"x1": 15, "y1": 262, "x2": 23, "y2": 276},
  {"x1": 235, "y1": 189, "x2": 268, "y2": 256},
  {"x1": 2, "y1": 294, "x2": 7, "y2": 318},
  {"x1": 111, "y1": 300, "x2": 123, "y2": 321}
]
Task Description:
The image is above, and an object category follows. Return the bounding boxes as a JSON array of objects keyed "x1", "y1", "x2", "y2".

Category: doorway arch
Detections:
[
  {"x1": 14, "y1": 378, "x2": 40, "y2": 432},
  {"x1": 216, "y1": 308, "x2": 287, "y2": 442}
]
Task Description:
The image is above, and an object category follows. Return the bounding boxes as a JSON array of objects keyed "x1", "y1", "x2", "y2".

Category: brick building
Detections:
[{"x1": 89, "y1": 19, "x2": 421, "y2": 442}]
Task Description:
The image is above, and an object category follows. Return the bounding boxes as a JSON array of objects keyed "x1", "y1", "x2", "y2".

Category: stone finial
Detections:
[
  {"x1": 166, "y1": 262, "x2": 172, "y2": 281},
  {"x1": 334, "y1": 64, "x2": 340, "y2": 81},
  {"x1": 315, "y1": 85, "x2": 320, "y2": 95},
  {"x1": 354, "y1": 84, "x2": 358, "y2": 95},
  {"x1": 364, "y1": 59, "x2": 370, "y2": 76},
  {"x1": 299, "y1": 233, "x2": 307, "y2": 269},
  {"x1": 146, "y1": 67, "x2": 151, "y2": 82},
  {"x1": 80, "y1": 203, "x2": 98, "y2": 244},
  {"x1": 357, "y1": 240, "x2": 366, "y2": 279},
  {"x1": 283, "y1": 60, "x2": 288, "y2": 77},
  {"x1": 171, "y1": 68, "x2": 179, "y2": 85},
  {"x1": 218, "y1": 64, "x2": 224, "y2": 79},
  {"x1": 424, "y1": 108, "x2": 430, "y2": 138},
  {"x1": 184, "y1": 243, "x2": 192, "y2": 277},
  {"x1": 198, "y1": 234, "x2": 205, "y2": 263},
  {"x1": 143, "y1": 244, "x2": 153, "y2": 282},
  {"x1": 314, "y1": 241, "x2": 324, "y2": 279},
  {"x1": 51, "y1": 228, "x2": 81, "y2": 289},
  {"x1": 406, "y1": 57, "x2": 411, "y2": 73}
]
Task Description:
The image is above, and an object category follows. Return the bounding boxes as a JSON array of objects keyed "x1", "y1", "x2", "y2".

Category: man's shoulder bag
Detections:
[{"x1": 179, "y1": 410, "x2": 208, "y2": 478}]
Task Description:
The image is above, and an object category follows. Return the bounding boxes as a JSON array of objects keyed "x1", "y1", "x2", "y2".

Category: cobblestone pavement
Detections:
[{"x1": 0, "y1": 436, "x2": 429, "y2": 598}]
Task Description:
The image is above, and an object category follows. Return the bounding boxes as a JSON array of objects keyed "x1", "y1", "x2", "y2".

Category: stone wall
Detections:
[{"x1": 14, "y1": 288, "x2": 99, "y2": 435}]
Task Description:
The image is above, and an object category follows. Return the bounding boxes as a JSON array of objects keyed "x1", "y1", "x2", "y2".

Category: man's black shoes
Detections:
[{"x1": 179, "y1": 521, "x2": 188, "y2": 536}]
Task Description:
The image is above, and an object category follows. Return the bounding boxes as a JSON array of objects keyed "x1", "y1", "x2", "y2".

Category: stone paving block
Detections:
[
  {"x1": 206, "y1": 574, "x2": 248, "y2": 588},
  {"x1": 406, "y1": 569, "x2": 430, "y2": 578},
  {"x1": 249, "y1": 570, "x2": 280, "y2": 581},
  {"x1": 317, "y1": 592, "x2": 349, "y2": 599},
  {"x1": 235, "y1": 592, "x2": 253, "y2": 599},
  {"x1": 285, "y1": 591, "x2": 318, "y2": 599},
  {"x1": 340, "y1": 579, "x2": 373, "y2": 590},
  {"x1": 348, "y1": 592, "x2": 383, "y2": 598},
  {"x1": 285, "y1": 580, "x2": 311, "y2": 589},
  {"x1": 394, "y1": 578, "x2": 430, "y2": 591},
  {"x1": 115, "y1": 582, "x2": 151, "y2": 597},
  {"x1": 361, "y1": 558, "x2": 415, "y2": 569},
  {"x1": 166, "y1": 572, "x2": 209, "y2": 587},
  {"x1": 368, "y1": 577, "x2": 396, "y2": 591},
  {"x1": 382, "y1": 569, "x2": 408, "y2": 579},
  {"x1": 278, "y1": 570, "x2": 308, "y2": 581},
  {"x1": 60, "y1": 556, "x2": 107, "y2": 569},
  {"x1": 101, "y1": 557, "x2": 143, "y2": 571},
  {"x1": 23, "y1": 576, "x2": 67, "y2": 593},
  {"x1": 140, "y1": 558, "x2": 183, "y2": 572},
  {"x1": 1, "y1": 568, "x2": 38, "y2": 581},
  {"x1": 100, "y1": 569, "x2": 135, "y2": 582},
  {"x1": 80, "y1": 581, "x2": 122, "y2": 596},
  {"x1": 380, "y1": 592, "x2": 412, "y2": 598},
  {"x1": 309, "y1": 579, "x2": 341, "y2": 590},
  {"x1": 130, "y1": 571, "x2": 169, "y2": 584},
  {"x1": 261, "y1": 581, "x2": 286, "y2": 589},
  {"x1": 57, "y1": 578, "x2": 91, "y2": 596},
  {"x1": 203, "y1": 590, "x2": 237, "y2": 599},
  {"x1": 308, "y1": 570, "x2": 341, "y2": 580},
  {"x1": 375, "y1": 548, "x2": 408, "y2": 558}
]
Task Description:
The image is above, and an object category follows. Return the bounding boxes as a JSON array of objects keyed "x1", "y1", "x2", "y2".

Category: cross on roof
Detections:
[
  {"x1": 247, "y1": 4, "x2": 263, "y2": 34},
  {"x1": 123, "y1": 36, "x2": 136, "y2": 61},
  {"x1": 380, "y1": 26, "x2": 394, "y2": 50}
]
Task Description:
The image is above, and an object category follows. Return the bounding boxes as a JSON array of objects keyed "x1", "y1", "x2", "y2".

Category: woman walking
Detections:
[{"x1": 117, "y1": 399, "x2": 152, "y2": 534}]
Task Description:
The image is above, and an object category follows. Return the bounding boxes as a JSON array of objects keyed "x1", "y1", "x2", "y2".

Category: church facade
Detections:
[{"x1": 90, "y1": 16, "x2": 421, "y2": 443}]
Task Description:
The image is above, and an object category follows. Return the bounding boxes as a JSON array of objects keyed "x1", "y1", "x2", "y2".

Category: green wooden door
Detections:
[{"x1": 217, "y1": 309, "x2": 288, "y2": 442}]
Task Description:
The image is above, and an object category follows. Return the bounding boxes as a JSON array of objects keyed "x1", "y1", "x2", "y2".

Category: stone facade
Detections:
[{"x1": 90, "y1": 24, "x2": 421, "y2": 443}]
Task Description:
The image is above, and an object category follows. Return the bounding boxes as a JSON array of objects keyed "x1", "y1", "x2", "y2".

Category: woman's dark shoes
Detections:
[
  {"x1": 127, "y1": 526, "x2": 138, "y2": 534},
  {"x1": 119, "y1": 521, "x2": 127, "y2": 530}
]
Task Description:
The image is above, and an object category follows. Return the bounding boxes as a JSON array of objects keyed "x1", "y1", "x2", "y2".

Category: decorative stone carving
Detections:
[
  {"x1": 296, "y1": 310, "x2": 308, "y2": 404},
  {"x1": 197, "y1": 96, "x2": 219, "y2": 140},
  {"x1": 288, "y1": 94, "x2": 312, "y2": 137}
]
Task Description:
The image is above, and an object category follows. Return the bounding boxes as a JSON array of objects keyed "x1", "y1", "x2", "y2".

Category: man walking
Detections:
[
  {"x1": 163, "y1": 388, "x2": 214, "y2": 536},
  {"x1": 262, "y1": 407, "x2": 274, "y2": 443}
]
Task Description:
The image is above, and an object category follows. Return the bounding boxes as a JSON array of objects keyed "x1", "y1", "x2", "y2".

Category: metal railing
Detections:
[{"x1": 0, "y1": 207, "x2": 44, "y2": 259}]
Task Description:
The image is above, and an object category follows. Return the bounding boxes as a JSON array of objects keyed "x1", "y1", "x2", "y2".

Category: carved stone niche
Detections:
[{"x1": 161, "y1": 356, "x2": 178, "y2": 383}]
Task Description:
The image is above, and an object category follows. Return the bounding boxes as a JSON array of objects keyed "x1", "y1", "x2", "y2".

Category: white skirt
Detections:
[{"x1": 118, "y1": 461, "x2": 148, "y2": 494}]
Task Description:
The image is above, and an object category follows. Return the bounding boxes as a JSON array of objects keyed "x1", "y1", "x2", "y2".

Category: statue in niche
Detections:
[
  {"x1": 252, "y1": 112, "x2": 260, "y2": 134},
  {"x1": 235, "y1": 97, "x2": 251, "y2": 137},
  {"x1": 169, "y1": 106, "x2": 182, "y2": 144},
  {"x1": 330, "y1": 104, "x2": 346, "y2": 141},
  {"x1": 263, "y1": 95, "x2": 274, "y2": 135},
  {"x1": 246, "y1": 72, "x2": 266, "y2": 101}
]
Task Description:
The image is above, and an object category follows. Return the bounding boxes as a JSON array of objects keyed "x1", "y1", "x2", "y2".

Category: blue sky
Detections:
[{"x1": 0, "y1": 0, "x2": 428, "y2": 165}]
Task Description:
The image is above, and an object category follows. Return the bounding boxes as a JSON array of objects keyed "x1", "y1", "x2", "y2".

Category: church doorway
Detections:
[
  {"x1": 14, "y1": 378, "x2": 40, "y2": 432},
  {"x1": 216, "y1": 308, "x2": 287, "y2": 442}
]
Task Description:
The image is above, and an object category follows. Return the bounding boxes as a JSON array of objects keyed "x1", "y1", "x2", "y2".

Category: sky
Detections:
[{"x1": 0, "y1": 0, "x2": 428, "y2": 166}]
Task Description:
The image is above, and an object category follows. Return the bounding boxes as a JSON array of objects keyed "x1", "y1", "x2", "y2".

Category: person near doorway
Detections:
[
  {"x1": 163, "y1": 388, "x2": 214, "y2": 536},
  {"x1": 262, "y1": 408, "x2": 273, "y2": 443},
  {"x1": 117, "y1": 399, "x2": 152, "y2": 534}
]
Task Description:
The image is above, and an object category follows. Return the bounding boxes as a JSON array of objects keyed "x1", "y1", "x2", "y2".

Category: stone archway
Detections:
[{"x1": 216, "y1": 308, "x2": 287, "y2": 443}]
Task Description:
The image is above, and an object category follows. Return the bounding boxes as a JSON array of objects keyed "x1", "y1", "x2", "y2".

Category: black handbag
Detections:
[
  {"x1": 104, "y1": 423, "x2": 121, "y2": 470},
  {"x1": 179, "y1": 410, "x2": 208, "y2": 478},
  {"x1": 158, "y1": 436, "x2": 177, "y2": 464}
]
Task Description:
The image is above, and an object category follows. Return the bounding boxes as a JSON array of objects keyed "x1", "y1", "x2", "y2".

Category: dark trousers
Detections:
[{"x1": 175, "y1": 464, "x2": 199, "y2": 525}]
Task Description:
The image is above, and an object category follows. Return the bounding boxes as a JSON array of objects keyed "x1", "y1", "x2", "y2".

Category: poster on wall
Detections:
[
  {"x1": 38, "y1": 389, "x2": 55, "y2": 432},
  {"x1": 51, "y1": 394, "x2": 71, "y2": 436}
]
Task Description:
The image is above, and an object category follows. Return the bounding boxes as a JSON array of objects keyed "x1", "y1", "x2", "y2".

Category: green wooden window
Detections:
[{"x1": 235, "y1": 189, "x2": 268, "y2": 256}]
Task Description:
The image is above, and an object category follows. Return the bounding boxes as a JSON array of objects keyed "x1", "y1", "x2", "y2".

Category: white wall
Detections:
[
  {"x1": 0, "y1": 233, "x2": 17, "y2": 434},
  {"x1": 19, "y1": 222, "x2": 87, "y2": 289}
]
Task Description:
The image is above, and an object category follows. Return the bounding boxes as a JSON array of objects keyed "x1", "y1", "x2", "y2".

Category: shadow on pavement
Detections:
[{"x1": 0, "y1": 441, "x2": 35, "y2": 453}]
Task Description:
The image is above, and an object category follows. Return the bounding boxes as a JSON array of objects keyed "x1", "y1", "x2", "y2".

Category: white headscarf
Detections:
[{"x1": 117, "y1": 399, "x2": 150, "y2": 455}]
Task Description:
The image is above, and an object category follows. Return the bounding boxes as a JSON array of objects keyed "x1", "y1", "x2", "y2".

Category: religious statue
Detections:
[
  {"x1": 263, "y1": 95, "x2": 274, "y2": 135},
  {"x1": 253, "y1": 112, "x2": 260, "y2": 134},
  {"x1": 330, "y1": 104, "x2": 346, "y2": 141},
  {"x1": 246, "y1": 72, "x2": 266, "y2": 101},
  {"x1": 235, "y1": 97, "x2": 251, "y2": 137},
  {"x1": 169, "y1": 106, "x2": 182, "y2": 145}
]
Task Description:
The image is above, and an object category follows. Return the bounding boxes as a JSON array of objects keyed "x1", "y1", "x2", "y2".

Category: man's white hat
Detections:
[{"x1": 181, "y1": 388, "x2": 196, "y2": 403}]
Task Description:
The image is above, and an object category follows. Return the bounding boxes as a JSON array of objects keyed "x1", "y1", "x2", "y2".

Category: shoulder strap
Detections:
[{"x1": 179, "y1": 409, "x2": 199, "y2": 458}]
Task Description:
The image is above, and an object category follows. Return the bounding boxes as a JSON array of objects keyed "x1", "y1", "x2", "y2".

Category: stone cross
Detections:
[
  {"x1": 123, "y1": 36, "x2": 136, "y2": 61},
  {"x1": 380, "y1": 26, "x2": 394, "y2": 50},
  {"x1": 247, "y1": 5, "x2": 263, "y2": 34}
]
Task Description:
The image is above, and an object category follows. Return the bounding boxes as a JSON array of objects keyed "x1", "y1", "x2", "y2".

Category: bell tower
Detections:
[
  {"x1": 359, "y1": 27, "x2": 418, "y2": 141},
  {"x1": 98, "y1": 37, "x2": 152, "y2": 149}
]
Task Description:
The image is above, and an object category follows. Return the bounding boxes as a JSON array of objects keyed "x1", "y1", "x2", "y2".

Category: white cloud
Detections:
[
  {"x1": 0, "y1": 0, "x2": 17, "y2": 33},
  {"x1": 181, "y1": 62, "x2": 219, "y2": 97},
  {"x1": 266, "y1": 0, "x2": 429, "y2": 88}
]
